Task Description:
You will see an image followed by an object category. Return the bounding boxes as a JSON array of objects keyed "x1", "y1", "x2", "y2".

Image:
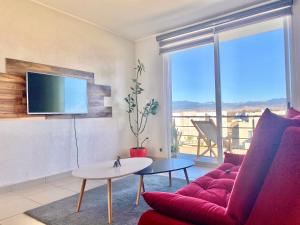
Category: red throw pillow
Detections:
[
  {"x1": 245, "y1": 127, "x2": 300, "y2": 225},
  {"x1": 286, "y1": 107, "x2": 300, "y2": 118},
  {"x1": 227, "y1": 109, "x2": 300, "y2": 224},
  {"x1": 143, "y1": 192, "x2": 237, "y2": 225},
  {"x1": 224, "y1": 152, "x2": 245, "y2": 166}
]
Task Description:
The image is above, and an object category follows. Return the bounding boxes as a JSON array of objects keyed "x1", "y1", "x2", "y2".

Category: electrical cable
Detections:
[{"x1": 73, "y1": 115, "x2": 80, "y2": 168}]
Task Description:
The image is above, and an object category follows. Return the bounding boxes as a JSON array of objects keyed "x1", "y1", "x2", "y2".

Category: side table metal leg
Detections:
[
  {"x1": 168, "y1": 171, "x2": 172, "y2": 187},
  {"x1": 142, "y1": 179, "x2": 145, "y2": 192},
  {"x1": 184, "y1": 168, "x2": 190, "y2": 184}
]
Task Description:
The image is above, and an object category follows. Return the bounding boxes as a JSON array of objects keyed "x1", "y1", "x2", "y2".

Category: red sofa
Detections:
[{"x1": 138, "y1": 109, "x2": 300, "y2": 225}]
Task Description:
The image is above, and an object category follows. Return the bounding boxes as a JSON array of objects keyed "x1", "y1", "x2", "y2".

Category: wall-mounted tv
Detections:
[{"x1": 26, "y1": 72, "x2": 88, "y2": 114}]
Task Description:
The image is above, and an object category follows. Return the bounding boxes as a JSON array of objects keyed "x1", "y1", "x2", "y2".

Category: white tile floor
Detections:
[{"x1": 0, "y1": 166, "x2": 214, "y2": 225}]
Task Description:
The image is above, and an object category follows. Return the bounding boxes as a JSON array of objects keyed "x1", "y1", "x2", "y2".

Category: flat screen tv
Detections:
[{"x1": 26, "y1": 72, "x2": 88, "y2": 114}]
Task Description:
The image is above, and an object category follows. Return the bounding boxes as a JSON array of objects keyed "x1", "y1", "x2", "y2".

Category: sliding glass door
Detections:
[
  {"x1": 170, "y1": 17, "x2": 290, "y2": 162},
  {"x1": 171, "y1": 43, "x2": 221, "y2": 162},
  {"x1": 219, "y1": 18, "x2": 287, "y2": 154}
]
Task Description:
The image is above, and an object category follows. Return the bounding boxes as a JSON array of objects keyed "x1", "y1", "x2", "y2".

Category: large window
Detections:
[
  {"x1": 170, "y1": 18, "x2": 290, "y2": 161},
  {"x1": 219, "y1": 18, "x2": 287, "y2": 153}
]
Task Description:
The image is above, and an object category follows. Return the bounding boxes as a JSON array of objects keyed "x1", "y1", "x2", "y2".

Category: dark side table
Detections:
[{"x1": 134, "y1": 158, "x2": 194, "y2": 205}]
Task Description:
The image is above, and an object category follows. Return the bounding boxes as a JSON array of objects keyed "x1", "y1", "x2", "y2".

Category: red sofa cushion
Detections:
[
  {"x1": 227, "y1": 109, "x2": 300, "y2": 224},
  {"x1": 286, "y1": 107, "x2": 300, "y2": 118},
  {"x1": 177, "y1": 163, "x2": 240, "y2": 207},
  {"x1": 142, "y1": 192, "x2": 237, "y2": 225},
  {"x1": 224, "y1": 152, "x2": 245, "y2": 166},
  {"x1": 138, "y1": 210, "x2": 194, "y2": 225},
  {"x1": 246, "y1": 127, "x2": 300, "y2": 225}
]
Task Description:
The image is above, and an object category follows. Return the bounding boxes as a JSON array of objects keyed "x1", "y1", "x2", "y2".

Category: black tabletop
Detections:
[{"x1": 135, "y1": 158, "x2": 194, "y2": 175}]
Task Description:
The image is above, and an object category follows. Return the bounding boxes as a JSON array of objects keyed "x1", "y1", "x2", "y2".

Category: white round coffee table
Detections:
[{"x1": 72, "y1": 157, "x2": 153, "y2": 224}]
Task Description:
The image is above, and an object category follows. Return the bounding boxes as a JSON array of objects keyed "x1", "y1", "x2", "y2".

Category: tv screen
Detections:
[{"x1": 26, "y1": 72, "x2": 88, "y2": 114}]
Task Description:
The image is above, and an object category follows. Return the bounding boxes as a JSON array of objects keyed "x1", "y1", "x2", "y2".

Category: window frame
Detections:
[{"x1": 166, "y1": 16, "x2": 293, "y2": 162}]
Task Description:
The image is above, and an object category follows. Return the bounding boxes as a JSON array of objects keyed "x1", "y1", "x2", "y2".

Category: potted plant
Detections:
[{"x1": 125, "y1": 60, "x2": 159, "y2": 157}]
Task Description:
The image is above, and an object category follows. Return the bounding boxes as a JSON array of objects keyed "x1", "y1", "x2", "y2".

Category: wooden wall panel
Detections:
[
  {"x1": 88, "y1": 83, "x2": 111, "y2": 96},
  {"x1": 0, "y1": 59, "x2": 112, "y2": 119},
  {"x1": 0, "y1": 74, "x2": 27, "y2": 118},
  {"x1": 6, "y1": 58, "x2": 94, "y2": 83},
  {"x1": 77, "y1": 106, "x2": 112, "y2": 118}
]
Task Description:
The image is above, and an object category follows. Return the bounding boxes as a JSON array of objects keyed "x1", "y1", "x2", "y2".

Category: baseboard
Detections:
[
  {"x1": 45, "y1": 171, "x2": 72, "y2": 183},
  {"x1": 0, "y1": 170, "x2": 72, "y2": 193}
]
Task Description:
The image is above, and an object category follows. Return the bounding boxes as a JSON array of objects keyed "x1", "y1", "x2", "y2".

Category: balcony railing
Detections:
[{"x1": 172, "y1": 114, "x2": 263, "y2": 157}]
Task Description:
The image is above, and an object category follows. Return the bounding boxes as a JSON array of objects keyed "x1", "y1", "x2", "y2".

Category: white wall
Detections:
[
  {"x1": 134, "y1": 36, "x2": 169, "y2": 158},
  {"x1": 0, "y1": 0, "x2": 135, "y2": 187}
]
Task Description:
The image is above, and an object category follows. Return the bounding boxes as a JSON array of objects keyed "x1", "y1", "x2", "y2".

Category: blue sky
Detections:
[{"x1": 171, "y1": 28, "x2": 286, "y2": 103}]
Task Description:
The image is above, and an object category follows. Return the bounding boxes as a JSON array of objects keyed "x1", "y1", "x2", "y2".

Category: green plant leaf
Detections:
[{"x1": 125, "y1": 59, "x2": 159, "y2": 146}]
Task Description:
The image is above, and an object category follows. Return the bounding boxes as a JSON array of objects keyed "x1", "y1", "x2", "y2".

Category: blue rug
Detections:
[{"x1": 25, "y1": 175, "x2": 186, "y2": 225}]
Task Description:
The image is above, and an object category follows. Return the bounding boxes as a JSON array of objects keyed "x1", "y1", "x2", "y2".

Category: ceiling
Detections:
[{"x1": 30, "y1": 0, "x2": 269, "y2": 40}]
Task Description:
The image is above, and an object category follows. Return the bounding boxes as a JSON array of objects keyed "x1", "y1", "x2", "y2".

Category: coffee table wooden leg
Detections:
[
  {"x1": 76, "y1": 179, "x2": 86, "y2": 212},
  {"x1": 107, "y1": 178, "x2": 112, "y2": 224},
  {"x1": 183, "y1": 168, "x2": 190, "y2": 184},
  {"x1": 136, "y1": 175, "x2": 144, "y2": 206},
  {"x1": 168, "y1": 171, "x2": 172, "y2": 187}
]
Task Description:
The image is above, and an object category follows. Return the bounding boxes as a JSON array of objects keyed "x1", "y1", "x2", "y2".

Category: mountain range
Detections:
[{"x1": 173, "y1": 98, "x2": 286, "y2": 111}]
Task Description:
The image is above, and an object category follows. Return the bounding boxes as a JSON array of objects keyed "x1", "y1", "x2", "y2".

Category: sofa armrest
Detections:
[
  {"x1": 138, "y1": 210, "x2": 194, "y2": 225},
  {"x1": 143, "y1": 192, "x2": 237, "y2": 225}
]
